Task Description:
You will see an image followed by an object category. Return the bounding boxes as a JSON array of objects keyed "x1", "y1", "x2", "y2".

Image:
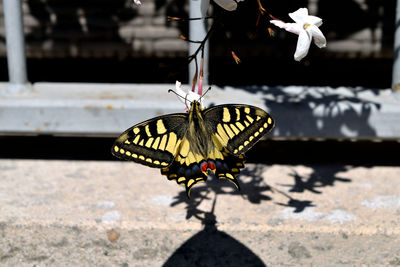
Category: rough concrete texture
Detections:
[{"x1": 0, "y1": 159, "x2": 399, "y2": 266}]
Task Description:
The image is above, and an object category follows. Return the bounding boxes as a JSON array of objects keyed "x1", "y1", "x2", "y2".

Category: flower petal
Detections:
[
  {"x1": 308, "y1": 25, "x2": 326, "y2": 48},
  {"x1": 270, "y1": 20, "x2": 302, "y2": 35},
  {"x1": 289, "y1": 8, "x2": 308, "y2": 24},
  {"x1": 213, "y1": 0, "x2": 238, "y2": 11},
  {"x1": 294, "y1": 30, "x2": 312, "y2": 61},
  {"x1": 201, "y1": 0, "x2": 210, "y2": 17},
  {"x1": 187, "y1": 90, "x2": 201, "y2": 103},
  {"x1": 174, "y1": 81, "x2": 202, "y2": 108},
  {"x1": 306, "y1": 15, "x2": 323, "y2": 27},
  {"x1": 175, "y1": 81, "x2": 187, "y2": 106},
  {"x1": 133, "y1": 0, "x2": 142, "y2": 5}
]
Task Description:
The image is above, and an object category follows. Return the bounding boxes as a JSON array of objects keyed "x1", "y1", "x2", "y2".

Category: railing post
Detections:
[
  {"x1": 189, "y1": 0, "x2": 209, "y2": 87},
  {"x1": 393, "y1": 0, "x2": 400, "y2": 92},
  {"x1": 2, "y1": 0, "x2": 29, "y2": 93}
]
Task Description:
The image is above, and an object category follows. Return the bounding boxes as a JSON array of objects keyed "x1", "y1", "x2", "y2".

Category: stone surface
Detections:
[{"x1": 0, "y1": 159, "x2": 399, "y2": 265}]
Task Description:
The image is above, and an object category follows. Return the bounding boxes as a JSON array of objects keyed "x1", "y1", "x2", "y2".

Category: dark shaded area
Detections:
[
  {"x1": 26, "y1": 0, "x2": 137, "y2": 43},
  {"x1": 0, "y1": 135, "x2": 399, "y2": 165},
  {"x1": 319, "y1": 0, "x2": 396, "y2": 43},
  {"x1": 24, "y1": 58, "x2": 189, "y2": 84},
  {"x1": 208, "y1": 0, "x2": 395, "y2": 87},
  {"x1": 209, "y1": 57, "x2": 393, "y2": 88},
  {"x1": 276, "y1": 198, "x2": 316, "y2": 213},
  {"x1": 0, "y1": 135, "x2": 116, "y2": 161},
  {"x1": 0, "y1": 59, "x2": 7, "y2": 82},
  {"x1": 163, "y1": 227, "x2": 266, "y2": 267},
  {"x1": 211, "y1": 0, "x2": 395, "y2": 51},
  {"x1": 163, "y1": 197, "x2": 266, "y2": 267},
  {"x1": 0, "y1": 57, "x2": 393, "y2": 87},
  {"x1": 248, "y1": 139, "x2": 400, "y2": 166}
]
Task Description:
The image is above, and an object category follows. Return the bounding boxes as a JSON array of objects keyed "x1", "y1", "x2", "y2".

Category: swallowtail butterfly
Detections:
[{"x1": 112, "y1": 100, "x2": 274, "y2": 197}]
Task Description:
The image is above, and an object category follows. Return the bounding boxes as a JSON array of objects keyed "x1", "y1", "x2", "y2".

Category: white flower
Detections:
[
  {"x1": 200, "y1": 0, "x2": 245, "y2": 17},
  {"x1": 174, "y1": 81, "x2": 203, "y2": 111},
  {"x1": 270, "y1": 8, "x2": 326, "y2": 61},
  {"x1": 133, "y1": 0, "x2": 141, "y2": 5}
]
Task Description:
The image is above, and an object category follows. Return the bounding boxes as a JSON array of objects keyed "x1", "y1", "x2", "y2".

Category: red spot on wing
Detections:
[
  {"x1": 208, "y1": 161, "x2": 216, "y2": 170},
  {"x1": 201, "y1": 162, "x2": 208, "y2": 172}
]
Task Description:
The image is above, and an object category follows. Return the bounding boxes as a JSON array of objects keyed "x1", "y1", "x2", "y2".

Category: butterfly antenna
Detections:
[
  {"x1": 168, "y1": 89, "x2": 185, "y2": 100},
  {"x1": 168, "y1": 89, "x2": 189, "y2": 110},
  {"x1": 199, "y1": 86, "x2": 211, "y2": 102}
]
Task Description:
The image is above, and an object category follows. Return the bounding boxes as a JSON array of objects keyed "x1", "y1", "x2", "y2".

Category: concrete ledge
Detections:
[
  {"x1": 0, "y1": 82, "x2": 400, "y2": 139},
  {"x1": 0, "y1": 159, "x2": 399, "y2": 265}
]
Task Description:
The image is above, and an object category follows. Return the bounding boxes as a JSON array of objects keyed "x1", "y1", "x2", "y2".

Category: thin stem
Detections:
[
  {"x1": 256, "y1": 0, "x2": 280, "y2": 21},
  {"x1": 257, "y1": 0, "x2": 266, "y2": 14},
  {"x1": 168, "y1": 16, "x2": 214, "y2": 21},
  {"x1": 191, "y1": 56, "x2": 198, "y2": 92},
  {"x1": 188, "y1": 17, "x2": 220, "y2": 65},
  {"x1": 198, "y1": 49, "x2": 204, "y2": 95}
]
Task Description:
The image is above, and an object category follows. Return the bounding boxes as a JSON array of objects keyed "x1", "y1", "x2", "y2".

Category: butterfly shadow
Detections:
[
  {"x1": 169, "y1": 162, "x2": 329, "y2": 219},
  {"x1": 163, "y1": 163, "x2": 353, "y2": 265},
  {"x1": 163, "y1": 195, "x2": 266, "y2": 267},
  {"x1": 163, "y1": 164, "x2": 276, "y2": 266},
  {"x1": 170, "y1": 163, "x2": 275, "y2": 220}
]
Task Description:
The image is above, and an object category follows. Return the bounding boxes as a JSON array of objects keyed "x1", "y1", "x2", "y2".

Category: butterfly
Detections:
[{"x1": 111, "y1": 100, "x2": 274, "y2": 197}]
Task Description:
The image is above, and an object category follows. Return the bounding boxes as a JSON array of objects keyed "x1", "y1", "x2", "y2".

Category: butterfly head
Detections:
[
  {"x1": 188, "y1": 100, "x2": 205, "y2": 121},
  {"x1": 189, "y1": 99, "x2": 202, "y2": 109}
]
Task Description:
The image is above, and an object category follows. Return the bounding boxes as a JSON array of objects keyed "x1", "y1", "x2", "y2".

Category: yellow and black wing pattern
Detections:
[
  {"x1": 203, "y1": 104, "x2": 275, "y2": 156},
  {"x1": 112, "y1": 113, "x2": 188, "y2": 168},
  {"x1": 111, "y1": 102, "x2": 274, "y2": 197},
  {"x1": 161, "y1": 148, "x2": 246, "y2": 195}
]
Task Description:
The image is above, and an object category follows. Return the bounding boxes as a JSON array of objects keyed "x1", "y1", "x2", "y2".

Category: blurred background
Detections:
[
  {"x1": 0, "y1": 0, "x2": 399, "y2": 164},
  {"x1": 0, "y1": 0, "x2": 396, "y2": 87}
]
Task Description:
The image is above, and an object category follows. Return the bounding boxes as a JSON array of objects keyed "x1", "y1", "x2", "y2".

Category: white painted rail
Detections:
[{"x1": 0, "y1": 82, "x2": 399, "y2": 140}]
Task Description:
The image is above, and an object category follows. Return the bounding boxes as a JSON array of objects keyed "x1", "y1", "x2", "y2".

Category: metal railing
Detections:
[
  {"x1": 393, "y1": 0, "x2": 400, "y2": 92},
  {"x1": 2, "y1": 0, "x2": 29, "y2": 93},
  {"x1": 188, "y1": 0, "x2": 209, "y2": 86}
]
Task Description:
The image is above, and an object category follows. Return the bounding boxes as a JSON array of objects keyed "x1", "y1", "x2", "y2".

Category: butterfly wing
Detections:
[
  {"x1": 112, "y1": 113, "x2": 188, "y2": 168},
  {"x1": 112, "y1": 102, "x2": 275, "y2": 198},
  {"x1": 203, "y1": 104, "x2": 275, "y2": 156}
]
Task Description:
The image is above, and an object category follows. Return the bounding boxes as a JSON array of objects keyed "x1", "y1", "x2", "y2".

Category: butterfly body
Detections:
[
  {"x1": 185, "y1": 101, "x2": 214, "y2": 158},
  {"x1": 112, "y1": 100, "x2": 274, "y2": 197}
]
